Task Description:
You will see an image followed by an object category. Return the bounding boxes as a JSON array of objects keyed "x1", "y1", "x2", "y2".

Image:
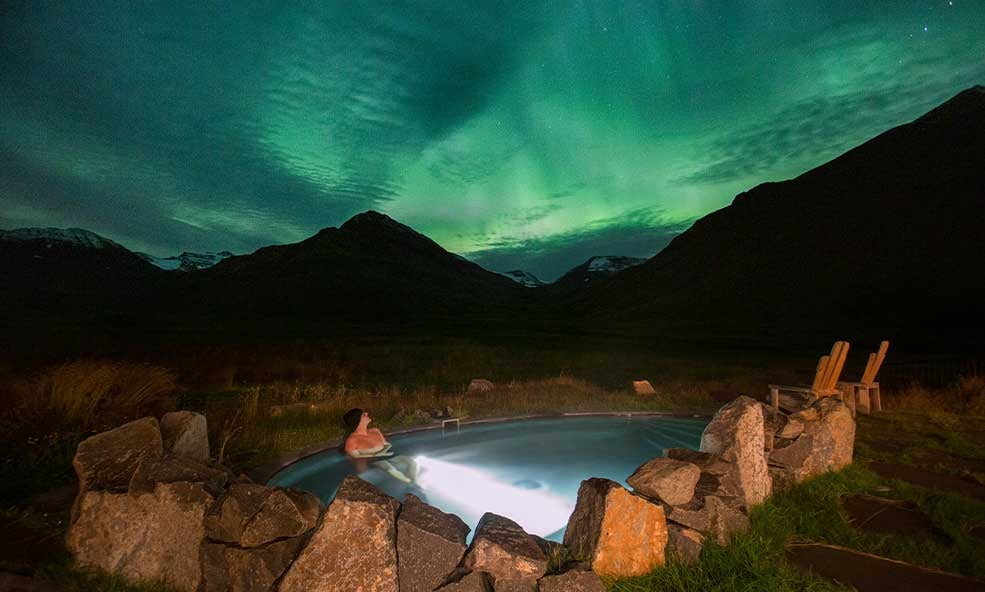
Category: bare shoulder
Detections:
[
  {"x1": 368, "y1": 428, "x2": 385, "y2": 436},
  {"x1": 343, "y1": 434, "x2": 360, "y2": 451}
]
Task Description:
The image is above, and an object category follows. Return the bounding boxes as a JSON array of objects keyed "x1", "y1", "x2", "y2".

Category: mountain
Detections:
[
  {"x1": 580, "y1": 86, "x2": 985, "y2": 339},
  {"x1": 0, "y1": 227, "x2": 163, "y2": 318},
  {"x1": 500, "y1": 270, "x2": 545, "y2": 288},
  {"x1": 139, "y1": 250, "x2": 234, "y2": 272},
  {"x1": 549, "y1": 256, "x2": 646, "y2": 294},
  {"x1": 169, "y1": 211, "x2": 527, "y2": 325}
]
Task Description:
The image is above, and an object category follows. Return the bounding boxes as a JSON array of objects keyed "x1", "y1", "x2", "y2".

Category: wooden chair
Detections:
[
  {"x1": 770, "y1": 341, "x2": 850, "y2": 413},
  {"x1": 837, "y1": 341, "x2": 888, "y2": 416}
]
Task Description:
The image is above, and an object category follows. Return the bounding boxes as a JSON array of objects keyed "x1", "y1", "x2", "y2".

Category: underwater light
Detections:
[{"x1": 413, "y1": 456, "x2": 573, "y2": 537}]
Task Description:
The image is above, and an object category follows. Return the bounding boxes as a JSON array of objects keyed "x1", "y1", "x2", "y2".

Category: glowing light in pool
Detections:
[{"x1": 414, "y1": 456, "x2": 573, "y2": 537}]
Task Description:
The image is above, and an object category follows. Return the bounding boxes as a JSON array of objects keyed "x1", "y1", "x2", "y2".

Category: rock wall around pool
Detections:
[{"x1": 65, "y1": 395, "x2": 856, "y2": 591}]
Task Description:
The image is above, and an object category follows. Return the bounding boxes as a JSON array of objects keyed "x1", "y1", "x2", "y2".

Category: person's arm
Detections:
[{"x1": 370, "y1": 428, "x2": 390, "y2": 446}]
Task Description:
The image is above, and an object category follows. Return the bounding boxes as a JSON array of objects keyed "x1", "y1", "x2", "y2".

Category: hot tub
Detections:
[{"x1": 268, "y1": 414, "x2": 707, "y2": 540}]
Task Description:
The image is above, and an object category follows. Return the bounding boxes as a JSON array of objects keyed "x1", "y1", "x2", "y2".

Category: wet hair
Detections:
[
  {"x1": 343, "y1": 408, "x2": 364, "y2": 434},
  {"x1": 340, "y1": 408, "x2": 364, "y2": 453}
]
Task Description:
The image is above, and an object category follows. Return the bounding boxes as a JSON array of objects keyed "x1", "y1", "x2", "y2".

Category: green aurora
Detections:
[{"x1": 2, "y1": 1, "x2": 984, "y2": 279}]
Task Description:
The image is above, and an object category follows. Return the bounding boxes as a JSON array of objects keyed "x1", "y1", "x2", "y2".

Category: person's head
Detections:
[{"x1": 343, "y1": 408, "x2": 370, "y2": 433}]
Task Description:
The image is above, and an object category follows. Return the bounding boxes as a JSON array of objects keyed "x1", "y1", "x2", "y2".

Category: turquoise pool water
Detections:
[{"x1": 268, "y1": 414, "x2": 707, "y2": 540}]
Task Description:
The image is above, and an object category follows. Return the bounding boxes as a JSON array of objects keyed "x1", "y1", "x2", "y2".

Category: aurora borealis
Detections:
[{"x1": 2, "y1": 2, "x2": 984, "y2": 280}]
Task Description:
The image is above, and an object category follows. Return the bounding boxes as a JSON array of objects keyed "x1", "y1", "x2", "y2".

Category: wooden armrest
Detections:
[{"x1": 768, "y1": 384, "x2": 816, "y2": 394}]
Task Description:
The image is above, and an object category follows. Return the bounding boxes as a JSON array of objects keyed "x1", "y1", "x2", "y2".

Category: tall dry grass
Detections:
[
  {"x1": 6, "y1": 359, "x2": 176, "y2": 428},
  {"x1": 887, "y1": 374, "x2": 985, "y2": 416}
]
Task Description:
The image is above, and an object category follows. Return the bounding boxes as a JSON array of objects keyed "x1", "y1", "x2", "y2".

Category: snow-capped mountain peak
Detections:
[
  {"x1": 500, "y1": 269, "x2": 544, "y2": 288},
  {"x1": 586, "y1": 255, "x2": 646, "y2": 273},
  {"x1": 139, "y1": 250, "x2": 234, "y2": 272},
  {"x1": 0, "y1": 227, "x2": 118, "y2": 249}
]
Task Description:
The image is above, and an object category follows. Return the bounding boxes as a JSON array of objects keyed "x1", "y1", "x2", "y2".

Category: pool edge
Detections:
[{"x1": 251, "y1": 410, "x2": 710, "y2": 485}]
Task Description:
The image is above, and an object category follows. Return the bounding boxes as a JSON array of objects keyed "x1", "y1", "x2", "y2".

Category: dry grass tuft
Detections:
[
  {"x1": 888, "y1": 374, "x2": 985, "y2": 416},
  {"x1": 20, "y1": 360, "x2": 176, "y2": 428}
]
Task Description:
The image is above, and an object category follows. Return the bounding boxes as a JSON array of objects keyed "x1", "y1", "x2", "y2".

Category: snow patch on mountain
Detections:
[
  {"x1": 140, "y1": 251, "x2": 234, "y2": 272},
  {"x1": 586, "y1": 256, "x2": 646, "y2": 273},
  {"x1": 0, "y1": 227, "x2": 118, "y2": 249},
  {"x1": 500, "y1": 269, "x2": 544, "y2": 288}
]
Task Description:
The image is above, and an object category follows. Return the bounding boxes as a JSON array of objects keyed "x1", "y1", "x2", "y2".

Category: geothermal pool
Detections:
[{"x1": 268, "y1": 414, "x2": 707, "y2": 541}]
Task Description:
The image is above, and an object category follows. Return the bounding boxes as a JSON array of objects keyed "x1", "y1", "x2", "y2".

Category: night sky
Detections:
[{"x1": 2, "y1": 2, "x2": 983, "y2": 280}]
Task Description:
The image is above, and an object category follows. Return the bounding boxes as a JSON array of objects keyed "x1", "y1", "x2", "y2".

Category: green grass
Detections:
[
  {"x1": 612, "y1": 464, "x2": 985, "y2": 591},
  {"x1": 34, "y1": 560, "x2": 176, "y2": 592}
]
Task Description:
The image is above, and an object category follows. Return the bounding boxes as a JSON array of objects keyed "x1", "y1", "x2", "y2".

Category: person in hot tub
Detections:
[{"x1": 342, "y1": 408, "x2": 417, "y2": 484}]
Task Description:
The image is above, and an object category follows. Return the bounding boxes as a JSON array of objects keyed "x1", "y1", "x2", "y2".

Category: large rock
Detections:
[
  {"x1": 666, "y1": 523, "x2": 704, "y2": 564},
  {"x1": 777, "y1": 417, "x2": 805, "y2": 440},
  {"x1": 461, "y1": 513, "x2": 546, "y2": 589},
  {"x1": 537, "y1": 566, "x2": 606, "y2": 592},
  {"x1": 397, "y1": 494, "x2": 471, "y2": 592},
  {"x1": 206, "y1": 483, "x2": 273, "y2": 543},
  {"x1": 161, "y1": 411, "x2": 209, "y2": 462},
  {"x1": 202, "y1": 538, "x2": 305, "y2": 592},
  {"x1": 66, "y1": 481, "x2": 212, "y2": 592},
  {"x1": 664, "y1": 448, "x2": 743, "y2": 506},
  {"x1": 662, "y1": 495, "x2": 749, "y2": 546},
  {"x1": 563, "y1": 478, "x2": 667, "y2": 577},
  {"x1": 241, "y1": 489, "x2": 321, "y2": 548},
  {"x1": 73, "y1": 417, "x2": 163, "y2": 497},
  {"x1": 627, "y1": 457, "x2": 701, "y2": 505},
  {"x1": 769, "y1": 398, "x2": 855, "y2": 484},
  {"x1": 278, "y1": 476, "x2": 399, "y2": 592},
  {"x1": 436, "y1": 570, "x2": 494, "y2": 591},
  {"x1": 129, "y1": 455, "x2": 228, "y2": 496},
  {"x1": 699, "y1": 396, "x2": 772, "y2": 507}
]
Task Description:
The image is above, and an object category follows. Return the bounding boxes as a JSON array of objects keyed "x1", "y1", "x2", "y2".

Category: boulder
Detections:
[
  {"x1": 777, "y1": 417, "x2": 805, "y2": 440},
  {"x1": 789, "y1": 407, "x2": 820, "y2": 423},
  {"x1": 397, "y1": 494, "x2": 471, "y2": 592},
  {"x1": 66, "y1": 482, "x2": 213, "y2": 592},
  {"x1": 666, "y1": 523, "x2": 704, "y2": 564},
  {"x1": 664, "y1": 448, "x2": 743, "y2": 506},
  {"x1": 72, "y1": 417, "x2": 163, "y2": 497},
  {"x1": 202, "y1": 538, "x2": 306, "y2": 592},
  {"x1": 462, "y1": 513, "x2": 546, "y2": 588},
  {"x1": 468, "y1": 379, "x2": 495, "y2": 393},
  {"x1": 632, "y1": 380, "x2": 656, "y2": 395},
  {"x1": 663, "y1": 495, "x2": 749, "y2": 545},
  {"x1": 563, "y1": 478, "x2": 667, "y2": 577},
  {"x1": 161, "y1": 411, "x2": 209, "y2": 462},
  {"x1": 769, "y1": 398, "x2": 854, "y2": 484},
  {"x1": 278, "y1": 476, "x2": 399, "y2": 592},
  {"x1": 129, "y1": 455, "x2": 228, "y2": 496},
  {"x1": 627, "y1": 457, "x2": 701, "y2": 505},
  {"x1": 537, "y1": 566, "x2": 606, "y2": 592},
  {"x1": 241, "y1": 489, "x2": 321, "y2": 548},
  {"x1": 699, "y1": 396, "x2": 772, "y2": 507},
  {"x1": 436, "y1": 570, "x2": 494, "y2": 591},
  {"x1": 815, "y1": 398, "x2": 855, "y2": 470},
  {"x1": 206, "y1": 483, "x2": 273, "y2": 543}
]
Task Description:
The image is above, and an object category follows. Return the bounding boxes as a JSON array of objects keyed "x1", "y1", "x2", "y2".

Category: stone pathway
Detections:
[
  {"x1": 841, "y1": 493, "x2": 951, "y2": 543},
  {"x1": 786, "y1": 543, "x2": 985, "y2": 592},
  {"x1": 867, "y1": 461, "x2": 985, "y2": 500}
]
